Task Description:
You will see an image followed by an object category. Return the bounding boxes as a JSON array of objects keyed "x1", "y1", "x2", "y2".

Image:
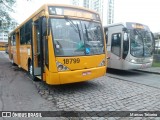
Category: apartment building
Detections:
[
  {"x1": 0, "y1": 31, "x2": 8, "y2": 42},
  {"x1": 70, "y1": 0, "x2": 114, "y2": 26}
]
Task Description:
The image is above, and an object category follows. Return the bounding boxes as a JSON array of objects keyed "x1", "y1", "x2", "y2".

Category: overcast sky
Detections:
[
  {"x1": 12, "y1": 0, "x2": 160, "y2": 32},
  {"x1": 114, "y1": 0, "x2": 160, "y2": 32}
]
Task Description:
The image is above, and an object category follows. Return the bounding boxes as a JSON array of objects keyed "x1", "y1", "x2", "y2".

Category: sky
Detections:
[
  {"x1": 11, "y1": 0, "x2": 160, "y2": 32},
  {"x1": 114, "y1": 0, "x2": 160, "y2": 32},
  {"x1": 11, "y1": 0, "x2": 70, "y2": 24}
]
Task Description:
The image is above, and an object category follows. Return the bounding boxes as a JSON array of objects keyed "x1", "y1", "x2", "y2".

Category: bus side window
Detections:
[
  {"x1": 11, "y1": 33, "x2": 16, "y2": 46},
  {"x1": 25, "y1": 21, "x2": 32, "y2": 45},
  {"x1": 45, "y1": 39, "x2": 49, "y2": 68},
  {"x1": 20, "y1": 26, "x2": 25, "y2": 45},
  {"x1": 111, "y1": 33, "x2": 121, "y2": 57},
  {"x1": 123, "y1": 32, "x2": 129, "y2": 59},
  {"x1": 104, "y1": 29, "x2": 108, "y2": 44}
]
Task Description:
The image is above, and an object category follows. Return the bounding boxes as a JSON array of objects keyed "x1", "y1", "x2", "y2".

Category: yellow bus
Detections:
[
  {"x1": 8, "y1": 4, "x2": 106, "y2": 85},
  {"x1": 0, "y1": 42, "x2": 7, "y2": 51},
  {"x1": 0, "y1": 31, "x2": 8, "y2": 51}
]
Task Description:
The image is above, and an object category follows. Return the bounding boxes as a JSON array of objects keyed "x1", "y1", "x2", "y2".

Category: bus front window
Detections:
[
  {"x1": 130, "y1": 29, "x2": 153, "y2": 57},
  {"x1": 50, "y1": 18, "x2": 104, "y2": 56},
  {"x1": 143, "y1": 32, "x2": 153, "y2": 57},
  {"x1": 82, "y1": 21, "x2": 104, "y2": 55}
]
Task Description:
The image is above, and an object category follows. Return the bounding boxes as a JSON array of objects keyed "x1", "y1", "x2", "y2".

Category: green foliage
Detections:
[
  {"x1": 152, "y1": 61, "x2": 160, "y2": 67},
  {"x1": 0, "y1": 0, "x2": 16, "y2": 30}
]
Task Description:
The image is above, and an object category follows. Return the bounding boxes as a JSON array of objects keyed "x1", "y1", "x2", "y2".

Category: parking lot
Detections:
[{"x1": 0, "y1": 51, "x2": 160, "y2": 120}]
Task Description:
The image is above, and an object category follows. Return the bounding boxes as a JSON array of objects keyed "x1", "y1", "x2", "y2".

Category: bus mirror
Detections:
[
  {"x1": 105, "y1": 35, "x2": 108, "y2": 44},
  {"x1": 151, "y1": 32, "x2": 156, "y2": 40},
  {"x1": 122, "y1": 27, "x2": 127, "y2": 32},
  {"x1": 124, "y1": 33, "x2": 128, "y2": 41},
  {"x1": 42, "y1": 17, "x2": 47, "y2": 36}
]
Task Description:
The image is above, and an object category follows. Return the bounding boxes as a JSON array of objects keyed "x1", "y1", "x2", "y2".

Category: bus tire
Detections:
[
  {"x1": 11, "y1": 56, "x2": 16, "y2": 66},
  {"x1": 28, "y1": 61, "x2": 39, "y2": 81},
  {"x1": 28, "y1": 61, "x2": 35, "y2": 80}
]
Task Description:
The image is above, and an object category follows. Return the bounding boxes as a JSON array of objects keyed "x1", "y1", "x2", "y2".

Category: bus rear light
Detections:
[
  {"x1": 98, "y1": 59, "x2": 105, "y2": 67},
  {"x1": 56, "y1": 61, "x2": 70, "y2": 72}
]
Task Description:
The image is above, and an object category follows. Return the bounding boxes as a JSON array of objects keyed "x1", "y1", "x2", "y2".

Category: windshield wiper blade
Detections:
[
  {"x1": 64, "y1": 16, "x2": 81, "y2": 41},
  {"x1": 76, "y1": 24, "x2": 81, "y2": 41},
  {"x1": 84, "y1": 24, "x2": 89, "y2": 41}
]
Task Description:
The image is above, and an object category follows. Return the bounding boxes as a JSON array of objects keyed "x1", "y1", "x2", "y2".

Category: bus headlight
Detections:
[
  {"x1": 149, "y1": 58, "x2": 153, "y2": 62},
  {"x1": 57, "y1": 65, "x2": 63, "y2": 71},
  {"x1": 56, "y1": 61, "x2": 70, "y2": 72},
  {"x1": 98, "y1": 59, "x2": 105, "y2": 66},
  {"x1": 130, "y1": 59, "x2": 136, "y2": 63}
]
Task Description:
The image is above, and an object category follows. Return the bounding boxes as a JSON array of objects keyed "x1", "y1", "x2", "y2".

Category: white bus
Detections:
[{"x1": 104, "y1": 22, "x2": 154, "y2": 70}]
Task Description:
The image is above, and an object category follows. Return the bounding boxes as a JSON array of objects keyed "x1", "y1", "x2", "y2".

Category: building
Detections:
[
  {"x1": 0, "y1": 19, "x2": 18, "y2": 51},
  {"x1": 0, "y1": 31, "x2": 8, "y2": 42},
  {"x1": 0, "y1": 31, "x2": 8, "y2": 51},
  {"x1": 70, "y1": 0, "x2": 114, "y2": 26},
  {"x1": 72, "y1": 0, "x2": 90, "y2": 8}
]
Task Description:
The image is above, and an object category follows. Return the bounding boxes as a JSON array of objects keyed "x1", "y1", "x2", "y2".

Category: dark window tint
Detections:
[
  {"x1": 25, "y1": 21, "x2": 32, "y2": 44},
  {"x1": 20, "y1": 20, "x2": 32, "y2": 45},
  {"x1": 111, "y1": 33, "x2": 121, "y2": 56},
  {"x1": 11, "y1": 33, "x2": 16, "y2": 46},
  {"x1": 45, "y1": 38, "x2": 49, "y2": 68},
  {"x1": 20, "y1": 26, "x2": 25, "y2": 44}
]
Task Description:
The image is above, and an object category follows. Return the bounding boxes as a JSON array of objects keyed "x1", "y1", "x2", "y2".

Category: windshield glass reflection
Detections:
[
  {"x1": 51, "y1": 18, "x2": 104, "y2": 56},
  {"x1": 129, "y1": 29, "x2": 153, "y2": 57}
]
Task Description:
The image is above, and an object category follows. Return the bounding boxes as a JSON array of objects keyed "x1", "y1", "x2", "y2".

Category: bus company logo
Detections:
[{"x1": 2, "y1": 112, "x2": 11, "y2": 117}]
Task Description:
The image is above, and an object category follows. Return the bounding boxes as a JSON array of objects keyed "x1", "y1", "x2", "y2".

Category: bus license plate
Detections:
[
  {"x1": 82, "y1": 71, "x2": 91, "y2": 76},
  {"x1": 141, "y1": 64, "x2": 146, "y2": 69}
]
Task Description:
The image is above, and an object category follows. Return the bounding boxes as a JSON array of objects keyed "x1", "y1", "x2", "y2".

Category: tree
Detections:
[{"x1": 0, "y1": 0, "x2": 16, "y2": 30}]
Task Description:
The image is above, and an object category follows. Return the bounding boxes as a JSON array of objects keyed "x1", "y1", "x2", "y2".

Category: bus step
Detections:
[{"x1": 36, "y1": 76, "x2": 41, "y2": 80}]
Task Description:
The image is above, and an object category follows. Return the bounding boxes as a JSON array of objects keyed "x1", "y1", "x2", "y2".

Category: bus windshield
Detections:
[
  {"x1": 129, "y1": 29, "x2": 153, "y2": 57},
  {"x1": 50, "y1": 18, "x2": 104, "y2": 56}
]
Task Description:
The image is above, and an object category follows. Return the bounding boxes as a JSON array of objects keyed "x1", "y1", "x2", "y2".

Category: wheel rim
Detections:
[
  {"x1": 29, "y1": 64, "x2": 32, "y2": 75},
  {"x1": 11, "y1": 59, "x2": 13, "y2": 64}
]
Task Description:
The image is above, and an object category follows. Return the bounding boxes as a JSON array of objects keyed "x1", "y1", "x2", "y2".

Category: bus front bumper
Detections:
[
  {"x1": 46, "y1": 66, "x2": 106, "y2": 85},
  {"x1": 123, "y1": 61, "x2": 152, "y2": 70}
]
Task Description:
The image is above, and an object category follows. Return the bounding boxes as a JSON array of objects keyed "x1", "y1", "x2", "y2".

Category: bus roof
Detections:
[
  {"x1": 104, "y1": 22, "x2": 151, "y2": 31},
  {"x1": 9, "y1": 4, "x2": 99, "y2": 35}
]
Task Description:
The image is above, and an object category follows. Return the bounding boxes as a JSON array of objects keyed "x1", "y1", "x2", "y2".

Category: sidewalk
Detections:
[{"x1": 137, "y1": 67, "x2": 160, "y2": 74}]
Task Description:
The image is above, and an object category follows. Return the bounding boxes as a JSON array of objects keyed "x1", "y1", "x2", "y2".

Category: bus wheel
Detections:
[
  {"x1": 28, "y1": 61, "x2": 38, "y2": 81},
  {"x1": 29, "y1": 62, "x2": 33, "y2": 75},
  {"x1": 11, "y1": 58, "x2": 16, "y2": 66},
  {"x1": 28, "y1": 61, "x2": 34, "y2": 80}
]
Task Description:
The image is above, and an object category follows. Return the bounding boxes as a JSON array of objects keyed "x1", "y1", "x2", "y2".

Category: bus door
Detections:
[
  {"x1": 32, "y1": 19, "x2": 43, "y2": 79},
  {"x1": 16, "y1": 31, "x2": 20, "y2": 65},
  {"x1": 109, "y1": 27, "x2": 123, "y2": 69}
]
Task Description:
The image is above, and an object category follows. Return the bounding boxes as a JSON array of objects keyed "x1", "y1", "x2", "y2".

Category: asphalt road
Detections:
[
  {"x1": 107, "y1": 68, "x2": 160, "y2": 89},
  {"x1": 1, "y1": 51, "x2": 160, "y2": 120},
  {"x1": 0, "y1": 52, "x2": 57, "y2": 120}
]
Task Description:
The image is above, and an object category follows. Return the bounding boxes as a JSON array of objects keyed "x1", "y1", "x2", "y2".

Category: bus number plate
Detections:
[
  {"x1": 141, "y1": 64, "x2": 146, "y2": 69},
  {"x1": 63, "y1": 58, "x2": 80, "y2": 64},
  {"x1": 82, "y1": 71, "x2": 91, "y2": 76}
]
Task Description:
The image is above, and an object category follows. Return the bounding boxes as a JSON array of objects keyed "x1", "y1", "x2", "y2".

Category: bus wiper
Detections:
[
  {"x1": 64, "y1": 16, "x2": 81, "y2": 41},
  {"x1": 77, "y1": 24, "x2": 81, "y2": 41},
  {"x1": 84, "y1": 24, "x2": 89, "y2": 41}
]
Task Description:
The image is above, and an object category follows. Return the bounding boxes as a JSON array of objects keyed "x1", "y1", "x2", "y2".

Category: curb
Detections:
[{"x1": 135, "y1": 69, "x2": 160, "y2": 75}]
